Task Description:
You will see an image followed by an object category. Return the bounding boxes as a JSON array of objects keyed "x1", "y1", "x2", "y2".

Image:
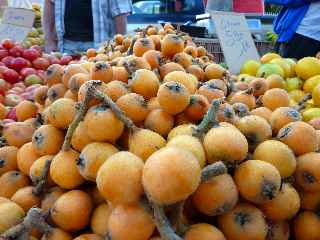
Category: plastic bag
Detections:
[
  {"x1": 8, "y1": 0, "x2": 32, "y2": 9},
  {"x1": 206, "y1": 0, "x2": 233, "y2": 12}
]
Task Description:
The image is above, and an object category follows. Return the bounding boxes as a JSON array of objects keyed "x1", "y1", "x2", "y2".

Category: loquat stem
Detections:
[
  {"x1": 32, "y1": 159, "x2": 52, "y2": 196},
  {"x1": 170, "y1": 201, "x2": 189, "y2": 236},
  {"x1": 192, "y1": 98, "x2": 223, "y2": 138},
  {"x1": 244, "y1": 87, "x2": 254, "y2": 95},
  {"x1": 256, "y1": 96, "x2": 263, "y2": 107},
  {"x1": 91, "y1": 87, "x2": 140, "y2": 132},
  {"x1": 140, "y1": 196, "x2": 183, "y2": 240},
  {"x1": 224, "y1": 71, "x2": 236, "y2": 96},
  {"x1": 62, "y1": 82, "x2": 97, "y2": 151},
  {"x1": 150, "y1": 202, "x2": 184, "y2": 240},
  {"x1": 294, "y1": 93, "x2": 312, "y2": 112},
  {"x1": 0, "y1": 208, "x2": 52, "y2": 240},
  {"x1": 201, "y1": 161, "x2": 228, "y2": 182},
  {"x1": 127, "y1": 37, "x2": 137, "y2": 56}
]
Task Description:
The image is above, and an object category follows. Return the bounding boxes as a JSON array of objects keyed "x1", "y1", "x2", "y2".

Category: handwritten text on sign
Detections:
[
  {"x1": 2, "y1": 7, "x2": 35, "y2": 26},
  {"x1": 209, "y1": 11, "x2": 260, "y2": 74},
  {"x1": 0, "y1": 7, "x2": 35, "y2": 42}
]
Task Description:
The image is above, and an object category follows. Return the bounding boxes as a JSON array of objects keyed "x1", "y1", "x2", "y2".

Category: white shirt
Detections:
[{"x1": 296, "y1": 2, "x2": 320, "y2": 41}]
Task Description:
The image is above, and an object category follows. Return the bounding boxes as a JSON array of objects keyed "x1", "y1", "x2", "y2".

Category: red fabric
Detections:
[{"x1": 233, "y1": 0, "x2": 264, "y2": 13}]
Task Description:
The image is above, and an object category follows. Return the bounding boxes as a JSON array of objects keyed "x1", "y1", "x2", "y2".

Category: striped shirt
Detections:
[{"x1": 54, "y1": 0, "x2": 132, "y2": 52}]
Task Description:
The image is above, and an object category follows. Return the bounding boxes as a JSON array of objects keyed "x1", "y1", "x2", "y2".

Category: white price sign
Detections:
[{"x1": 209, "y1": 11, "x2": 260, "y2": 74}]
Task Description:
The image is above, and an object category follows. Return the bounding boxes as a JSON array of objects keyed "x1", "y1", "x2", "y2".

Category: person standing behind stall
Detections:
[
  {"x1": 42, "y1": 0, "x2": 132, "y2": 54},
  {"x1": 266, "y1": 0, "x2": 320, "y2": 59}
]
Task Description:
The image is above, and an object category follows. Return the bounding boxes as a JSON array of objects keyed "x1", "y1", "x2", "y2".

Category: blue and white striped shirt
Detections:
[{"x1": 54, "y1": 0, "x2": 132, "y2": 52}]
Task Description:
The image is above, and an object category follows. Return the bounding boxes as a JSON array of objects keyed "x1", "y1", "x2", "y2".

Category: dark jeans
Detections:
[{"x1": 275, "y1": 33, "x2": 320, "y2": 60}]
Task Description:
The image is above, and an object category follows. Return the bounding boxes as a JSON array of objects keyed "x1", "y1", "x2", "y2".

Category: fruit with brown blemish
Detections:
[
  {"x1": 45, "y1": 64, "x2": 63, "y2": 86},
  {"x1": 77, "y1": 142, "x2": 118, "y2": 181},
  {"x1": 192, "y1": 174, "x2": 238, "y2": 216},
  {"x1": 116, "y1": 93, "x2": 149, "y2": 123},
  {"x1": 161, "y1": 34, "x2": 184, "y2": 58},
  {"x1": 3, "y1": 122, "x2": 36, "y2": 148},
  {"x1": 260, "y1": 183, "x2": 300, "y2": 221},
  {"x1": 41, "y1": 187, "x2": 65, "y2": 213},
  {"x1": 163, "y1": 71, "x2": 198, "y2": 94},
  {"x1": 47, "y1": 83, "x2": 67, "y2": 103},
  {"x1": 0, "y1": 146, "x2": 18, "y2": 176},
  {"x1": 262, "y1": 88, "x2": 290, "y2": 111},
  {"x1": 186, "y1": 65, "x2": 206, "y2": 82},
  {"x1": 253, "y1": 140, "x2": 296, "y2": 178},
  {"x1": 32, "y1": 124, "x2": 64, "y2": 156},
  {"x1": 218, "y1": 202, "x2": 268, "y2": 240},
  {"x1": 50, "y1": 150, "x2": 84, "y2": 189},
  {"x1": 51, "y1": 190, "x2": 93, "y2": 232},
  {"x1": 68, "y1": 73, "x2": 90, "y2": 94},
  {"x1": 90, "y1": 203, "x2": 112, "y2": 237},
  {"x1": 270, "y1": 107, "x2": 302, "y2": 135},
  {"x1": 248, "y1": 78, "x2": 269, "y2": 96},
  {"x1": 173, "y1": 52, "x2": 193, "y2": 68},
  {"x1": 267, "y1": 221, "x2": 290, "y2": 240},
  {"x1": 277, "y1": 121, "x2": 318, "y2": 156},
  {"x1": 0, "y1": 170, "x2": 30, "y2": 198},
  {"x1": 11, "y1": 186, "x2": 41, "y2": 212},
  {"x1": 230, "y1": 88, "x2": 256, "y2": 110},
  {"x1": 90, "y1": 61, "x2": 113, "y2": 84},
  {"x1": 62, "y1": 64, "x2": 88, "y2": 87},
  {"x1": 295, "y1": 152, "x2": 320, "y2": 192},
  {"x1": 133, "y1": 37, "x2": 155, "y2": 57},
  {"x1": 142, "y1": 147, "x2": 201, "y2": 205},
  {"x1": 217, "y1": 103, "x2": 236, "y2": 123},
  {"x1": 235, "y1": 115, "x2": 272, "y2": 150},
  {"x1": 234, "y1": 160, "x2": 281, "y2": 204},
  {"x1": 203, "y1": 125, "x2": 248, "y2": 164},
  {"x1": 142, "y1": 50, "x2": 161, "y2": 69},
  {"x1": 157, "y1": 81, "x2": 190, "y2": 115},
  {"x1": 83, "y1": 104, "x2": 124, "y2": 143},
  {"x1": 130, "y1": 69, "x2": 159, "y2": 100},
  {"x1": 185, "y1": 94, "x2": 210, "y2": 121}
]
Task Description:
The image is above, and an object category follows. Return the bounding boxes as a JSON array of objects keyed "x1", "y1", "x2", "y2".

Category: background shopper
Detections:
[
  {"x1": 266, "y1": 0, "x2": 320, "y2": 59},
  {"x1": 42, "y1": 0, "x2": 132, "y2": 54}
]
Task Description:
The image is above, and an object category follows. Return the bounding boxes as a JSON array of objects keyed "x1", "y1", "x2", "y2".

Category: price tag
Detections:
[
  {"x1": 209, "y1": 11, "x2": 260, "y2": 74},
  {"x1": 0, "y1": 7, "x2": 35, "y2": 42}
]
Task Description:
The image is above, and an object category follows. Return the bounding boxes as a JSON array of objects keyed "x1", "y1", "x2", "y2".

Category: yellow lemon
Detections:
[
  {"x1": 296, "y1": 57, "x2": 320, "y2": 80},
  {"x1": 303, "y1": 75, "x2": 320, "y2": 93}
]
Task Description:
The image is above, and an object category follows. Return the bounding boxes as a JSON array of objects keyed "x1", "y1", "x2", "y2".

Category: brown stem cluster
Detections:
[
  {"x1": 192, "y1": 98, "x2": 223, "y2": 138},
  {"x1": 32, "y1": 158, "x2": 52, "y2": 196},
  {"x1": 0, "y1": 208, "x2": 52, "y2": 240},
  {"x1": 2, "y1": 81, "x2": 228, "y2": 240}
]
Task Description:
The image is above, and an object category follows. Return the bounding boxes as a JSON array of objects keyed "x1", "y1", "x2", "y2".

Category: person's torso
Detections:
[
  {"x1": 64, "y1": 0, "x2": 94, "y2": 42},
  {"x1": 296, "y1": 2, "x2": 320, "y2": 41}
]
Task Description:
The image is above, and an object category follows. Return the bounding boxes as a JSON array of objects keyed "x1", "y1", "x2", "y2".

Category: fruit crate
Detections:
[{"x1": 193, "y1": 37, "x2": 274, "y2": 63}]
